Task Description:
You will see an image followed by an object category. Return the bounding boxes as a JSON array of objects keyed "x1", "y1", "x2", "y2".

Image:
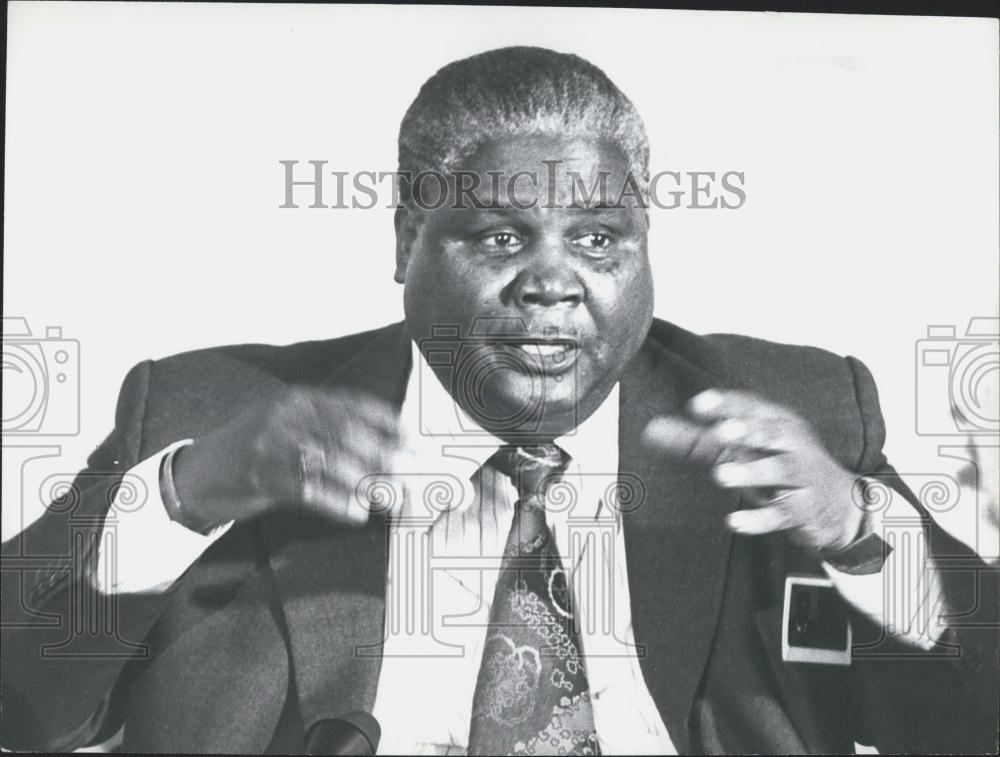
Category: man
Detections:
[{"x1": 1, "y1": 47, "x2": 997, "y2": 754}]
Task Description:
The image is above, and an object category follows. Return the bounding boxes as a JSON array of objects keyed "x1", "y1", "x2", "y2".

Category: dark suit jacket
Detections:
[{"x1": 2, "y1": 320, "x2": 997, "y2": 754}]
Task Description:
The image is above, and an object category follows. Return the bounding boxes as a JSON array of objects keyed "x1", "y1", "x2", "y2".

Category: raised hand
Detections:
[
  {"x1": 170, "y1": 387, "x2": 401, "y2": 531},
  {"x1": 643, "y1": 389, "x2": 866, "y2": 554}
]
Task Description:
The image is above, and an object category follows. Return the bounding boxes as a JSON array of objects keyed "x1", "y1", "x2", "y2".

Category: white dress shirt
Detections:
[
  {"x1": 96, "y1": 341, "x2": 945, "y2": 754},
  {"x1": 369, "y1": 344, "x2": 673, "y2": 754}
]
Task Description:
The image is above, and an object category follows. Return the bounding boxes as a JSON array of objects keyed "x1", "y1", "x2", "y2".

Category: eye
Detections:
[
  {"x1": 573, "y1": 232, "x2": 613, "y2": 250},
  {"x1": 477, "y1": 231, "x2": 523, "y2": 252}
]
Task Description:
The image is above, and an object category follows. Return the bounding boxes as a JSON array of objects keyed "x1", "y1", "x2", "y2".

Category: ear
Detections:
[{"x1": 394, "y1": 206, "x2": 420, "y2": 284}]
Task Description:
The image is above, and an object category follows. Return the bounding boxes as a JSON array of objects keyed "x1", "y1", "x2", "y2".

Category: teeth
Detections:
[
  {"x1": 516, "y1": 344, "x2": 567, "y2": 360},
  {"x1": 535, "y1": 344, "x2": 563, "y2": 356}
]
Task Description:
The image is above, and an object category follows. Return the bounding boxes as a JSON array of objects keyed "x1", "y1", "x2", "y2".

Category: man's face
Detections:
[{"x1": 397, "y1": 135, "x2": 654, "y2": 440}]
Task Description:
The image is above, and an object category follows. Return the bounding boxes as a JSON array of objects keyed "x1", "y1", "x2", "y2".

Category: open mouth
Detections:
[{"x1": 492, "y1": 339, "x2": 579, "y2": 374}]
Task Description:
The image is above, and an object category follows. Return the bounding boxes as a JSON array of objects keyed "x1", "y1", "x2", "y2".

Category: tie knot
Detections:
[{"x1": 489, "y1": 444, "x2": 571, "y2": 504}]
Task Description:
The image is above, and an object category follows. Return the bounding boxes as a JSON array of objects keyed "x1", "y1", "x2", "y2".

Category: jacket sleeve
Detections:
[
  {"x1": 845, "y1": 355, "x2": 1000, "y2": 755},
  {"x1": 0, "y1": 359, "x2": 180, "y2": 751}
]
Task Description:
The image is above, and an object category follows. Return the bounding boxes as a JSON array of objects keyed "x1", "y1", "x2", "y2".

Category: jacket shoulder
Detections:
[
  {"x1": 647, "y1": 319, "x2": 878, "y2": 470},
  {"x1": 128, "y1": 324, "x2": 399, "y2": 457},
  {"x1": 150, "y1": 324, "x2": 390, "y2": 385},
  {"x1": 648, "y1": 318, "x2": 856, "y2": 390}
]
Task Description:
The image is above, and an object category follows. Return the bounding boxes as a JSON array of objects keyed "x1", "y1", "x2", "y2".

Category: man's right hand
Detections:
[{"x1": 170, "y1": 387, "x2": 401, "y2": 531}]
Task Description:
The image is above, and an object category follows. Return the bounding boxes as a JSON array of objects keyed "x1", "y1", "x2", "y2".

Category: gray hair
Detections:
[{"x1": 397, "y1": 46, "x2": 649, "y2": 208}]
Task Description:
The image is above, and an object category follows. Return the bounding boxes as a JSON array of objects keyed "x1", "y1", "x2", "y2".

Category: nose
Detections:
[{"x1": 507, "y1": 248, "x2": 585, "y2": 310}]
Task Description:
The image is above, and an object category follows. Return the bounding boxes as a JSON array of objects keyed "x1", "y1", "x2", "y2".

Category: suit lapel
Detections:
[
  {"x1": 261, "y1": 322, "x2": 411, "y2": 732},
  {"x1": 618, "y1": 333, "x2": 740, "y2": 753}
]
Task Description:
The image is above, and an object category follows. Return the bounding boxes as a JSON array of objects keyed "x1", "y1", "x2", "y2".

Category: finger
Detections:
[
  {"x1": 332, "y1": 391, "x2": 401, "y2": 440},
  {"x1": 296, "y1": 396, "x2": 399, "y2": 469},
  {"x1": 294, "y1": 388, "x2": 401, "y2": 446},
  {"x1": 282, "y1": 416, "x2": 397, "y2": 503},
  {"x1": 726, "y1": 504, "x2": 795, "y2": 535},
  {"x1": 739, "y1": 485, "x2": 798, "y2": 509},
  {"x1": 714, "y1": 416, "x2": 803, "y2": 455},
  {"x1": 643, "y1": 415, "x2": 735, "y2": 466},
  {"x1": 340, "y1": 424, "x2": 400, "y2": 475},
  {"x1": 688, "y1": 389, "x2": 791, "y2": 424},
  {"x1": 319, "y1": 429, "x2": 401, "y2": 490},
  {"x1": 713, "y1": 455, "x2": 804, "y2": 489},
  {"x1": 328, "y1": 458, "x2": 407, "y2": 520},
  {"x1": 643, "y1": 415, "x2": 779, "y2": 467},
  {"x1": 301, "y1": 456, "x2": 372, "y2": 525}
]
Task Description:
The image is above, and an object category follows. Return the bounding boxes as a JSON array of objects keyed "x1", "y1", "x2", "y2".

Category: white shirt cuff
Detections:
[
  {"x1": 824, "y1": 489, "x2": 946, "y2": 650},
  {"x1": 95, "y1": 440, "x2": 234, "y2": 594}
]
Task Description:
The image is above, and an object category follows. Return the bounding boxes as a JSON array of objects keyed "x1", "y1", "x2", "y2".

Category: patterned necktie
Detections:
[{"x1": 468, "y1": 444, "x2": 600, "y2": 756}]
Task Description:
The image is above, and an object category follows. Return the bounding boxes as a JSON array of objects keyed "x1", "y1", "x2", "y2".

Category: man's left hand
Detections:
[{"x1": 643, "y1": 389, "x2": 866, "y2": 554}]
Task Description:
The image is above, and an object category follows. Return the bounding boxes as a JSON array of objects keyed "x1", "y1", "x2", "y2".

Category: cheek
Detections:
[
  {"x1": 587, "y1": 257, "x2": 654, "y2": 339},
  {"x1": 409, "y1": 244, "x2": 502, "y2": 317},
  {"x1": 444, "y1": 255, "x2": 503, "y2": 311}
]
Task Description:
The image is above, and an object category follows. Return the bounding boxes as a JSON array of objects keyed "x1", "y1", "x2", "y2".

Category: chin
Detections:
[{"x1": 467, "y1": 376, "x2": 584, "y2": 440}]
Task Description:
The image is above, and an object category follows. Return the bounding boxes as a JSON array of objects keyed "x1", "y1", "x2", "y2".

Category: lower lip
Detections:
[{"x1": 492, "y1": 342, "x2": 579, "y2": 375}]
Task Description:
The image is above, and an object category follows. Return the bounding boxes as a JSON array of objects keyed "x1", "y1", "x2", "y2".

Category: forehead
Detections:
[
  {"x1": 464, "y1": 135, "x2": 629, "y2": 175},
  {"x1": 455, "y1": 135, "x2": 637, "y2": 208}
]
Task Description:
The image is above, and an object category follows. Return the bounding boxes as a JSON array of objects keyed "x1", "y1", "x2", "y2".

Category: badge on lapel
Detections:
[{"x1": 782, "y1": 574, "x2": 852, "y2": 665}]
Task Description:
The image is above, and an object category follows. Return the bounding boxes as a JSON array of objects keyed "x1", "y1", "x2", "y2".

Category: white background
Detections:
[{"x1": 4, "y1": 3, "x2": 999, "y2": 549}]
